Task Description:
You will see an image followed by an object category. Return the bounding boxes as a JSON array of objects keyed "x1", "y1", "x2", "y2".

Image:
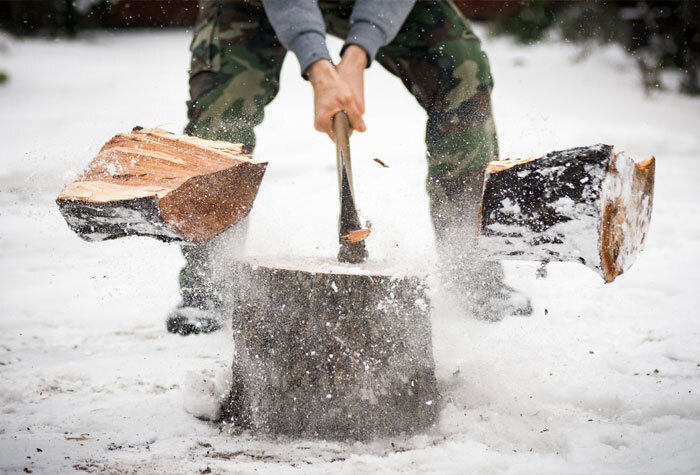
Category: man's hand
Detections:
[
  {"x1": 307, "y1": 57, "x2": 366, "y2": 141},
  {"x1": 336, "y1": 45, "x2": 367, "y2": 118}
]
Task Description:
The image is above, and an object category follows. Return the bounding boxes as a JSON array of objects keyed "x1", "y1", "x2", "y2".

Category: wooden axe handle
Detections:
[
  {"x1": 333, "y1": 111, "x2": 353, "y2": 198},
  {"x1": 333, "y1": 111, "x2": 367, "y2": 263}
]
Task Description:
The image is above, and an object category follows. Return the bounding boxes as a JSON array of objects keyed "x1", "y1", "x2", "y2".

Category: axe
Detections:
[{"x1": 333, "y1": 111, "x2": 368, "y2": 263}]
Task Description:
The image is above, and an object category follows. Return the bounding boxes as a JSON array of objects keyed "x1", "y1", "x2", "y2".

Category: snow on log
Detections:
[
  {"x1": 221, "y1": 256, "x2": 440, "y2": 440},
  {"x1": 56, "y1": 127, "x2": 267, "y2": 243},
  {"x1": 479, "y1": 144, "x2": 655, "y2": 282}
]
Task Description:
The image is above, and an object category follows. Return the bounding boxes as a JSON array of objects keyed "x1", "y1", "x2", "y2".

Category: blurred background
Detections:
[{"x1": 1, "y1": 0, "x2": 698, "y2": 94}]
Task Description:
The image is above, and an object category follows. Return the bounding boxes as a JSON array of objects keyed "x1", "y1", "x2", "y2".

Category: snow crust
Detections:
[{"x1": 1, "y1": 29, "x2": 700, "y2": 474}]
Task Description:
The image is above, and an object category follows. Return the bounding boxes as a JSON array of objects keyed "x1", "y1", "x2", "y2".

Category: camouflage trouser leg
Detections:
[
  {"x1": 375, "y1": 1, "x2": 507, "y2": 309},
  {"x1": 375, "y1": 1, "x2": 498, "y2": 236},
  {"x1": 178, "y1": 243, "x2": 220, "y2": 310},
  {"x1": 178, "y1": 1, "x2": 285, "y2": 311},
  {"x1": 185, "y1": 0, "x2": 285, "y2": 150}
]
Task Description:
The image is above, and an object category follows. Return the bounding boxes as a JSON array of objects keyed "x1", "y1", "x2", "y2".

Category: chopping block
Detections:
[{"x1": 220, "y1": 256, "x2": 440, "y2": 440}]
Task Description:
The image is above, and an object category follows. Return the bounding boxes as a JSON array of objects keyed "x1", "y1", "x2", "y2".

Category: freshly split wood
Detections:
[
  {"x1": 57, "y1": 127, "x2": 267, "y2": 243},
  {"x1": 480, "y1": 144, "x2": 655, "y2": 282},
  {"x1": 56, "y1": 130, "x2": 655, "y2": 283}
]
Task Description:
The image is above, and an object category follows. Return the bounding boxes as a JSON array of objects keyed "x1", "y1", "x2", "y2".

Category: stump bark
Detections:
[
  {"x1": 56, "y1": 127, "x2": 267, "y2": 243},
  {"x1": 479, "y1": 144, "x2": 655, "y2": 282},
  {"x1": 222, "y1": 256, "x2": 440, "y2": 440}
]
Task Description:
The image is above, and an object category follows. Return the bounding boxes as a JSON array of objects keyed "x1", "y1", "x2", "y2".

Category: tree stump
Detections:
[
  {"x1": 56, "y1": 127, "x2": 267, "y2": 243},
  {"x1": 221, "y1": 256, "x2": 440, "y2": 440},
  {"x1": 479, "y1": 144, "x2": 655, "y2": 282}
]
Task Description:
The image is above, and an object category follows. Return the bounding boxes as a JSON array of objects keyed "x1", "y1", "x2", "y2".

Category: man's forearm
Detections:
[
  {"x1": 262, "y1": 0, "x2": 416, "y2": 75},
  {"x1": 261, "y1": 0, "x2": 331, "y2": 76},
  {"x1": 344, "y1": 0, "x2": 416, "y2": 65}
]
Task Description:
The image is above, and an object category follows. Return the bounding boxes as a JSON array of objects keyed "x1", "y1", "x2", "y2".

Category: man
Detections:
[{"x1": 166, "y1": 0, "x2": 531, "y2": 335}]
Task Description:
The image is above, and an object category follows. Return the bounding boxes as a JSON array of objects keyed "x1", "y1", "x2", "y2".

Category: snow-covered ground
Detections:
[{"x1": 1, "y1": 26, "x2": 699, "y2": 474}]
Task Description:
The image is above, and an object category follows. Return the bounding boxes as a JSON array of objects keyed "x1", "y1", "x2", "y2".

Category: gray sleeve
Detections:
[
  {"x1": 344, "y1": 0, "x2": 416, "y2": 66},
  {"x1": 261, "y1": 0, "x2": 331, "y2": 77}
]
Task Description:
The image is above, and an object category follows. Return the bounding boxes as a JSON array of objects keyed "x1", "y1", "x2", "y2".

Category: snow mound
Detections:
[{"x1": 182, "y1": 370, "x2": 230, "y2": 421}]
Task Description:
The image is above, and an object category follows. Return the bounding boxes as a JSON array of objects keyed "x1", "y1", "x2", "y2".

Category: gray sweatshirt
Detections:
[{"x1": 261, "y1": 0, "x2": 416, "y2": 76}]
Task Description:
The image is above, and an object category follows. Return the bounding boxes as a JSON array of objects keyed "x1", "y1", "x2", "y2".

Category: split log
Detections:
[
  {"x1": 479, "y1": 144, "x2": 655, "y2": 282},
  {"x1": 56, "y1": 127, "x2": 267, "y2": 243},
  {"x1": 221, "y1": 256, "x2": 440, "y2": 440}
]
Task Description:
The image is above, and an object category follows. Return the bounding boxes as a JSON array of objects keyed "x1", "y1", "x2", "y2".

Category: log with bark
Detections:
[
  {"x1": 56, "y1": 127, "x2": 267, "y2": 243},
  {"x1": 220, "y1": 256, "x2": 440, "y2": 440},
  {"x1": 478, "y1": 144, "x2": 655, "y2": 282}
]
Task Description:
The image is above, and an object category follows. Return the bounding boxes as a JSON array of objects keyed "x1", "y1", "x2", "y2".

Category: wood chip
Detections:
[{"x1": 341, "y1": 228, "x2": 371, "y2": 243}]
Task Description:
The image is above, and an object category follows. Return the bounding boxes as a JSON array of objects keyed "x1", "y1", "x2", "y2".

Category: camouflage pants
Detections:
[{"x1": 179, "y1": 0, "x2": 500, "y2": 309}]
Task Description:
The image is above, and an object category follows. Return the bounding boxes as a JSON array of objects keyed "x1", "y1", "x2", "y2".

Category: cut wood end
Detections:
[
  {"x1": 600, "y1": 153, "x2": 655, "y2": 282},
  {"x1": 159, "y1": 163, "x2": 266, "y2": 243},
  {"x1": 341, "y1": 228, "x2": 371, "y2": 243},
  {"x1": 57, "y1": 127, "x2": 269, "y2": 243},
  {"x1": 635, "y1": 156, "x2": 655, "y2": 173}
]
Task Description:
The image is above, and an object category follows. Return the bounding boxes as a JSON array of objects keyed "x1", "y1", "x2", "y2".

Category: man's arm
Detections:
[
  {"x1": 262, "y1": 0, "x2": 416, "y2": 76},
  {"x1": 343, "y1": 0, "x2": 416, "y2": 66},
  {"x1": 262, "y1": 0, "x2": 366, "y2": 138},
  {"x1": 262, "y1": 0, "x2": 416, "y2": 139},
  {"x1": 261, "y1": 0, "x2": 331, "y2": 76},
  {"x1": 261, "y1": 0, "x2": 357, "y2": 138}
]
